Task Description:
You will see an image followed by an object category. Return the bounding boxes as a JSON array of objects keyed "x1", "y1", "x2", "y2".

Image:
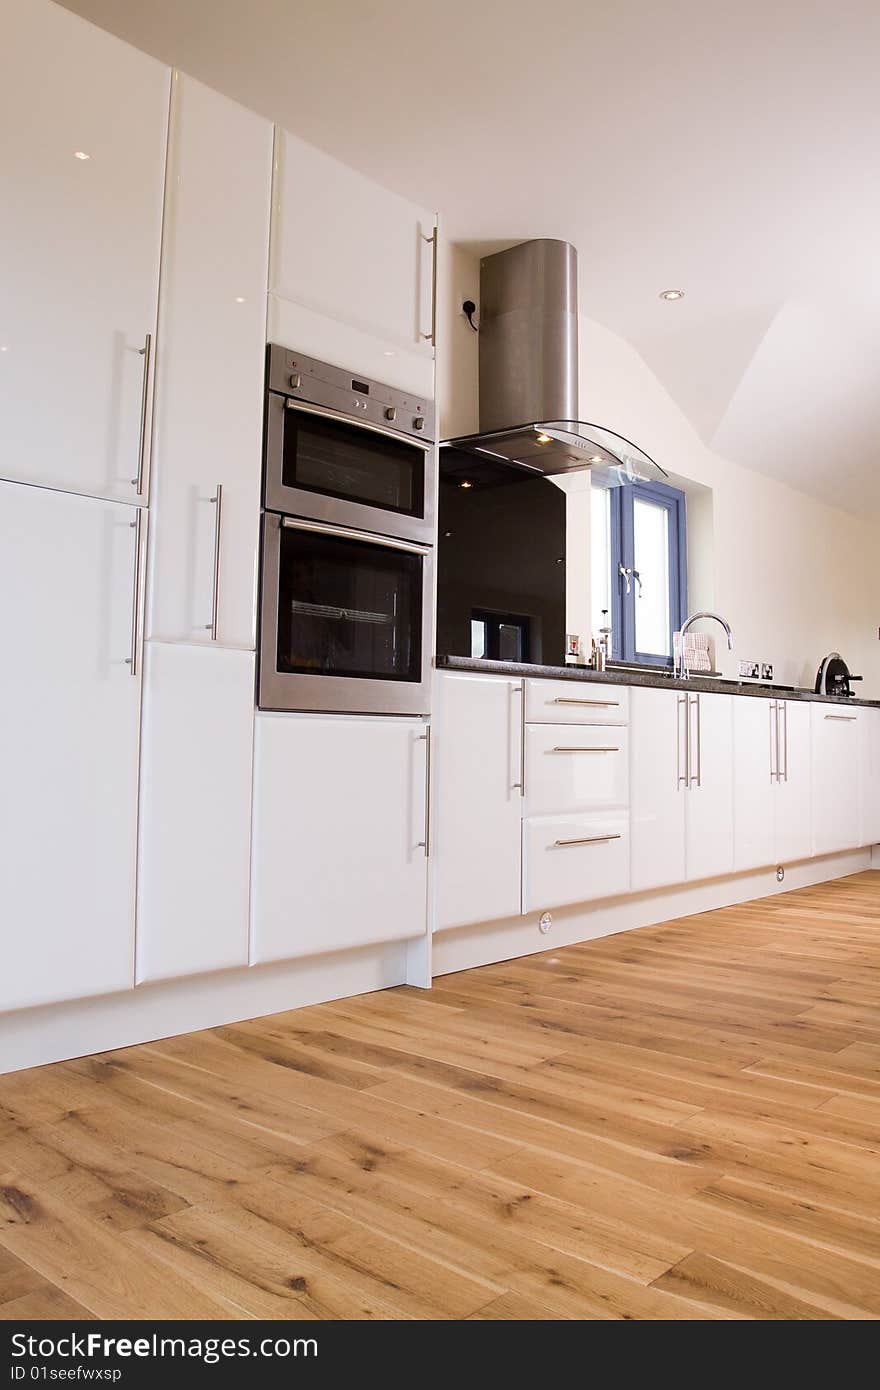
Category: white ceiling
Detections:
[{"x1": 62, "y1": 0, "x2": 880, "y2": 511}]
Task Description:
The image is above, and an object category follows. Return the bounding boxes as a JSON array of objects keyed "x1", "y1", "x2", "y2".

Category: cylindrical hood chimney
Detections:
[{"x1": 478, "y1": 239, "x2": 578, "y2": 433}]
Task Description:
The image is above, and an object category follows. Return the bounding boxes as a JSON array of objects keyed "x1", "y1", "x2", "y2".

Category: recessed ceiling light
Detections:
[
  {"x1": 659, "y1": 288, "x2": 684, "y2": 301},
  {"x1": 536, "y1": 433, "x2": 552, "y2": 444},
  {"x1": 459, "y1": 479, "x2": 474, "y2": 489},
  {"x1": 383, "y1": 350, "x2": 396, "y2": 357},
  {"x1": 74, "y1": 150, "x2": 90, "y2": 160},
  {"x1": 589, "y1": 455, "x2": 603, "y2": 463},
  {"x1": 234, "y1": 296, "x2": 245, "y2": 303}
]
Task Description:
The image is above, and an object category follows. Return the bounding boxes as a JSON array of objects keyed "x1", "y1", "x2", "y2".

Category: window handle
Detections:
[
  {"x1": 631, "y1": 568, "x2": 643, "y2": 597},
  {"x1": 618, "y1": 563, "x2": 631, "y2": 595}
]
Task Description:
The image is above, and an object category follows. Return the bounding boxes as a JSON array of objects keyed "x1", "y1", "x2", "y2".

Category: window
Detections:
[{"x1": 592, "y1": 480, "x2": 687, "y2": 666}]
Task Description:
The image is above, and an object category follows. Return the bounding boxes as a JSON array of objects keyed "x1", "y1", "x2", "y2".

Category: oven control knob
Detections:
[
  {"x1": 413, "y1": 415, "x2": 425, "y2": 431},
  {"x1": 289, "y1": 373, "x2": 302, "y2": 389},
  {"x1": 384, "y1": 407, "x2": 397, "y2": 422}
]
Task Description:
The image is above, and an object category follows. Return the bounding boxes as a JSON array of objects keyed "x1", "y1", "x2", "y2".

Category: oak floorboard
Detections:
[{"x1": 0, "y1": 870, "x2": 879, "y2": 1318}]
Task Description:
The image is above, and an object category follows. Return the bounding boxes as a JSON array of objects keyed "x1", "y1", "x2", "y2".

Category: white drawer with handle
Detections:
[
  {"x1": 524, "y1": 723, "x2": 629, "y2": 816},
  {"x1": 525, "y1": 679, "x2": 628, "y2": 725},
  {"x1": 523, "y1": 813, "x2": 630, "y2": 911}
]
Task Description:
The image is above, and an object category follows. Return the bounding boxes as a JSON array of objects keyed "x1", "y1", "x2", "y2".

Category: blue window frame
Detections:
[{"x1": 605, "y1": 480, "x2": 687, "y2": 666}]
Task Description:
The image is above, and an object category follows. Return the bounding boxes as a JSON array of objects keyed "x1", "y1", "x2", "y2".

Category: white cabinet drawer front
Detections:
[
  {"x1": 525, "y1": 724, "x2": 629, "y2": 816},
  {"x1": 525, "y1": 679, "x2": 628, "y2": 725},
  {"x1": 523, "y1": 814, "x2": 630, "y2": 912}
]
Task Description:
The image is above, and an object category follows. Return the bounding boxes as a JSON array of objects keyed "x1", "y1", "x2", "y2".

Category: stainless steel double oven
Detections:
[{"x1": 259, "y1": 346, "x2": 435, "y2": 714}]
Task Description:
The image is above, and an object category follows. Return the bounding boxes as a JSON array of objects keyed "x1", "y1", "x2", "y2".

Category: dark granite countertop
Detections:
[{"x1": 435, "y1": 655, "x2": 880, "y2": 708}]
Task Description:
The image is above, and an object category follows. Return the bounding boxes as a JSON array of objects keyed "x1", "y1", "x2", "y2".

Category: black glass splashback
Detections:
[{"x1": 436, "y1": 453, "x2": 567, "y2": 666}]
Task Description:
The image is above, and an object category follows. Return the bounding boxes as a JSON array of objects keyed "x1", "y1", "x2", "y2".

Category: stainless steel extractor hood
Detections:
[{"x1": 445, "y1": 239, "x2": 667, "y2": 485}]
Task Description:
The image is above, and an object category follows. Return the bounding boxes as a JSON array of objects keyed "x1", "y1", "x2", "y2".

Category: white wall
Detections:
[{"x1": 438, "y1": 240, "x2": 880, "y2": 691}]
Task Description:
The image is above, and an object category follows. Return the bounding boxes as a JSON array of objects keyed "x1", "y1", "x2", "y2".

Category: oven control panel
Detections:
[{"x1": 267, "y1": 345, "x2": 435, "y2": 443}]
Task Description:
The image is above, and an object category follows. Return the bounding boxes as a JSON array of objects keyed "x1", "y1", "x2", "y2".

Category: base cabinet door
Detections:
[
  {"x1": 812, "y1": 704, "x2": 860, "y2": 854},
  {"x1": 146, "y1": 74, "x2": 271, "y2": 649},
  {"x1": 685, "y1": 692, "x2": 734, "y2": 882},
  {"x1": 630, "y1": 687, "x2": 686, "y2": 892},
  {"x1": 434, "y1": 674, "x2": 523, "y2": 929},
  {"x1": 774, "y1": 700, "x2": 812, "y2": 862},
  {"x1": 733, "y1": 697, "x2": 775, "y2": 872},
  {"x1": 0, "y1": 0, "x2": 169, "y2": 502},
  {"x1": 858, "y1": 707, "x2": 880, "y2": 847},
  {"x1": 0, "y1": 481, "x2": 141, "y2": 1010},
  {"x1": 251, "y1": 714, "x2": 429, "y2": 963},
  {"x1": 136, "y1": 642, "x2": 255, "y2": 983}
]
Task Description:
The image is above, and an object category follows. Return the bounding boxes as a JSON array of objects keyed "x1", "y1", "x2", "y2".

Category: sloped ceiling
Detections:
[{"x1": 61, "y1": 0, "x2": 880, "y2": 511}]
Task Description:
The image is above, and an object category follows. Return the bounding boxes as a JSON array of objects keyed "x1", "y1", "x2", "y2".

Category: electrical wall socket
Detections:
[{"x1": 738, "y1": 660, "x2": 760, "y2": 679}]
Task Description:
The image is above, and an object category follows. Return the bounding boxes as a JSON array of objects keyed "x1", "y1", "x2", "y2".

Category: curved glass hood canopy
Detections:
[{"x1": 443, "y1": 419, "x2": 667, "y2": 486}]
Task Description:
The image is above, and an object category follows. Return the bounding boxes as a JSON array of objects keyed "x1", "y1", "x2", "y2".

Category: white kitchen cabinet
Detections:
[
  {"x1": 629, "y1": 686, "x2": 687, "y2": 892},
  {"x1": 685, "y1": 691, "x2": 734, "y2": 882},
  {"x1": 523, "y1": 813, "x2": 629, "y2": 912},
  {"x1": 858, "y1": 707, "x2": 880, "y2": 847},
  {"x1": 146, "y1": 74, "x2": 271, "y2": 650},
  {"x1": 774, "y1": 700, "x2": 812, "y2": 863},
  {"x1": 268, "y1": 128, "x2": 436, "y2": 398},
  {"x1": 251, "y1": 714, "x2": 429, "y2": 963},
  {"x1": 524, "y1": 723, "x2": 628, "y2": 817},
  {"x1": 812, "y1": 703, "x2": 860, "y2": 854},
  {"x1": 0, "y1": 0, "x2": 169, "y2": 504},
  {"x1": 525, "y1": 679, "x2": 629, "y2": 725},
  {"x1": 733, "y1": 697, "x2": 776, "y2": 872},
  {"x1": 433, "y1": 673, "x2": 523, "y2": 930},
  {"x1": 136, "y1": 642, "x2": 255, "y2": 983},
  {"x1": 0, "y1": 481, "x2": 143, "y2": 1010}
]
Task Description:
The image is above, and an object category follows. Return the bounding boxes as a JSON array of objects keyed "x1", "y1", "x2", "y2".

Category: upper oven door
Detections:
[{"x1": 265, "y1": 395, "x2": 435, "y2": 543}]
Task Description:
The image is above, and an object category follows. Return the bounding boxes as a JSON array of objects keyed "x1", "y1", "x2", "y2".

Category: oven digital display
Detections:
[{"x1": 351, "y1": 379, "x2": 370, "y2": 395}]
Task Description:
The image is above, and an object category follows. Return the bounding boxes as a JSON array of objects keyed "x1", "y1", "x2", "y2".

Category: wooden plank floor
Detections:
[{"x1": 2, "y1": 871, "x2": 880, "y2": 1320}]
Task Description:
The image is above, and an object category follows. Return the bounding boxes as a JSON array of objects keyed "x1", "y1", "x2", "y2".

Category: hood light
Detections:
[
  {"x1": 589, "y1": 455, "x2": 603, "y2": 463},
  {"x1": 74, "y1": 150, "x2": 91, "y2": 161},
  {"x1": 659, "y1": 288, "x2": 684, "y2": 301},
  {"x1": 459, "y1": 479, "x2": 474, "y2": 489},
  {"x1": 536, "y1": 433, "x2": 552, "y2": 444}
]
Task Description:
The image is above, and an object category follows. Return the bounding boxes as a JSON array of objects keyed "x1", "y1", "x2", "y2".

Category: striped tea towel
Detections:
[{"x1": 674, "y1": 630, "x2": 713, "y2": 672}]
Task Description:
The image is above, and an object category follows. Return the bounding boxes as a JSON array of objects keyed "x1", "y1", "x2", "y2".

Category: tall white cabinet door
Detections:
[
  {"x1": 0, "y1": 481, "x2": 141, "y2": 1010},
  {"x1": 434, "y1": 674, "x2": 523, "y2": 929},
  {"x1": 733, "y1": 697, "x2": 775, "y2": 872},
  {"x1": 269, "y1": 129, "x2": 436, "y2": 397},
  {"x1": 686, "y1": 692, "x2": 734, "y2": 882},
  {"x1": 136, "y1": 642, "x2": 255, "y2": 983},
  {"x1": 775, "y1": 700, "x2": 812, "y2": 863},
  {"x1": 147, "y1": 74, "x2": 271, "y2": 649},
  {"x1": 857, "y1": 707, "x2": 880, "y2": 847},
  {"x1": 0, "y1": 0, "x2": 169, "y2": 503},
  {"x1": 811, "y1": 704, "x2": 860, "y2": 854},
  {"x1": 251, "y1": 714, "x2": 429, "y2": 964},
  {"x1": 629, "y1": 687, "x2": 686, "y2": 892}
]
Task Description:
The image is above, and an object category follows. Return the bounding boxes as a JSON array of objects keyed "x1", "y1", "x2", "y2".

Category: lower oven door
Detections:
[{"x1": 259, "y1": 514, "x2": 433, "y2": 715}]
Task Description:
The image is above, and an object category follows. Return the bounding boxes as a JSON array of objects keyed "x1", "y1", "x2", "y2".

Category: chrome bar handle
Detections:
[
  {"x1": 417, "y1": 728, "x2": 431, "y2": 856},
  {"x1": 555, "y1": 833, "x2": 621, "y2": 848},
  {"x1": 125, "y1": 510, "x2": 144, "y2": 677},
  {"x1": 695, "y1": 693, "x2": 702, "y2": 787},
  {"x1": 131, "y1": 332, "x2": 152, "y2": 493},
  {"x1": 769, "y1": 700, "x2": 778, "y2": 782},
  {"x1": 782, "y1": 701, "x2": 788, "y2": 782},
  {"x1": 824, "y1": 713, "x2": 857, "y2": 721},
  {"x1": 552, "y1": 696, "x2": 619, "y2": 707},
  {"x1": 281, "y1": 515, "x2": 431, "y2": 555},
  {"x1": 511, "y1": 682, "x2": 525, "y2": 793},
  {"x1": 205, "y1": 483, "x2": 223, "y2": 641},
  {"x1": 688, "y1": 693, "x2": 701, "y2": 787},
  {"x1": 552, "y1": 746, "x2": 619, "y2": 753},
  {"x1": 677, "y1": 694, "x2": 688, "y2": 787},
  {"x1": 420, "y1": 225, "x2": 438, "y2": 348}
]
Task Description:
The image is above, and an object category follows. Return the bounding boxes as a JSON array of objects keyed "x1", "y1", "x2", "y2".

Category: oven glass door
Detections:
[
  {"x1": 265, "y1": 398, "x2": 433, "y2": 542},
  {"x1": 260, "y1": 516, "x2": 432, "y2": 713}
]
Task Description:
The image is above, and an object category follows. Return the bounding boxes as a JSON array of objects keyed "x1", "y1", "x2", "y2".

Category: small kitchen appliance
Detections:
[{"x1": 814, "y1": 652, "x2": 862, "y2": 699}]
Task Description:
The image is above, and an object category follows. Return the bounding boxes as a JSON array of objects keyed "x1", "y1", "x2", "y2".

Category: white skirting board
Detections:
[
  {"x1": 431, "y1": 850, "x2": 874, "y2": 977},
  {"x1": 0, "y1": 940, "x2": 412, "y2": 1077}
]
